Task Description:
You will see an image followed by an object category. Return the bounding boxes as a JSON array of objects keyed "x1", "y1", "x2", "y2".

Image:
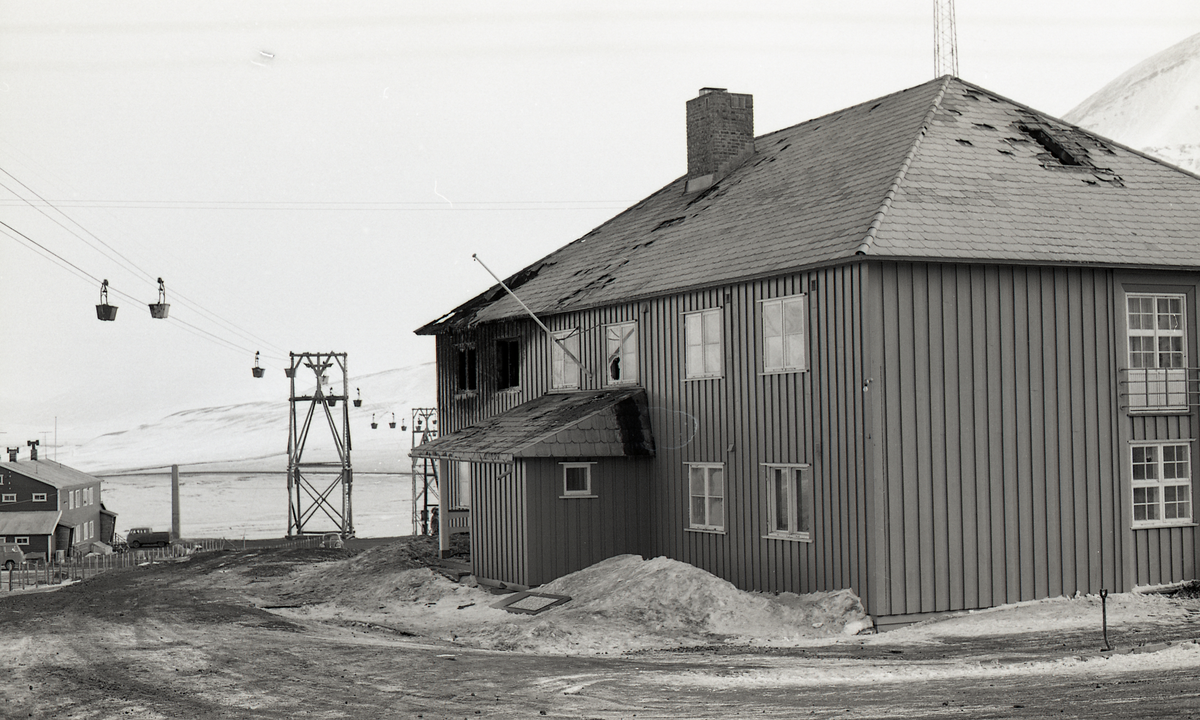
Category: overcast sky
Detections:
[{"x1": 2, "y1": 1, "x2": 1197, "y2": 448}]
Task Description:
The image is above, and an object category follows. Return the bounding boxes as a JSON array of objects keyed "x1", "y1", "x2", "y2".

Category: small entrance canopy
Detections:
[
  {"x1": 411, "y1": 388, "x2": 655, "y2": 463},
  {"x1": 0, "y1": 511, "x2": 62, "y2": 537}
]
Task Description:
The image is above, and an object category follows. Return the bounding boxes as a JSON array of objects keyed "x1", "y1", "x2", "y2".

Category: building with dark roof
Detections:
[
  {"x1": 412, "y1": 76, "x2": 1200, "y2": 626},
  {"x1": 0, "y1": 449, "x2": 116, "y2": 559}
]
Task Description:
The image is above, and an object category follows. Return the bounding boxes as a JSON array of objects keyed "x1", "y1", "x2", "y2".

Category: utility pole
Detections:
[{"x1": 934, "y1": 0, "x2": 959, "y2": 77}]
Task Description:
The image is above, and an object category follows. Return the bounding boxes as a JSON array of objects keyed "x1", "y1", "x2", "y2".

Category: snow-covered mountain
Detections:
[
  {"x1": 56, "y1": 362, "x2": 436, "y2": 474},
  {"x1": 1064, "y1": 32, "x2": 1200, "y2": 174}
]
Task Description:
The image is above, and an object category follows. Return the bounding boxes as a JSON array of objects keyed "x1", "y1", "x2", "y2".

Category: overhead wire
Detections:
[
  {"x1": 2, "y1": 217, "x2": 280, "y2": 360},
  {"x1": 0, "y1": 163, "x2": 289, "y2": 358}
]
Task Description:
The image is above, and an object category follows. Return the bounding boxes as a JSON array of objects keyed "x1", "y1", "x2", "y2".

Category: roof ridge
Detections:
[{"x1": 854, "y1": 75, "x2": 953, "y2": 256}]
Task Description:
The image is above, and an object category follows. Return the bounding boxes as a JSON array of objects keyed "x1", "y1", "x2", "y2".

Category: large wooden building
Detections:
[
  {"x1": 0, "y1": 449, "x2": 116, "y2": 558},
  {"x1": 411, "y1": 76, "x2": 1200, "y2": 625}
]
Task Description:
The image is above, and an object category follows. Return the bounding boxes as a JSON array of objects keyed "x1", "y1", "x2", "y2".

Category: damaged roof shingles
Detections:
[{"x1": 419, "y1": 77, "x2": 1200, "y2": 335}]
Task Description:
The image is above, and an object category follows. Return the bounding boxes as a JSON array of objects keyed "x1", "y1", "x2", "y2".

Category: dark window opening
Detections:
[
  {"x1": 456, "y1": 347, "x2": 477, "y2": 392},
  {"x1": 496, "y1": 339, "x2": 520, "y2": 390}
]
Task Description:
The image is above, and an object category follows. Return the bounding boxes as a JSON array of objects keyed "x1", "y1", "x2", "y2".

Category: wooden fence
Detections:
[{"x1": 0, "y1": 535, "x2": 329, "y2": 592}]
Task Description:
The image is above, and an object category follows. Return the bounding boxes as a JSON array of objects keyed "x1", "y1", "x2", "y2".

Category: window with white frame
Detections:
[
  {"x1": 684, "y1": 308, "x2": 723, "y2": 379},
  {"x1": 764, "y1": 464, "x2": 813, "y2": 541},
  {"x1": 32, "y1": 493, "x2": 46, "y2": 502},
  {"x1": 1126, "y1": 293, "x2": 1188, "y2": 411},
  {"x1": 688, "y1": 463, "x2": 725, "y2": 531},
  {"x1": 605, "y1": 322, "x2": 638, "y2": 385},
  {"x1": 1131, "y1": 442, "x2": 1193, "y2": 527},
  {"x1": 560, "y1": 462, "x2": 594, "y2": 497},
  {"x1": 455, "y1": 461, "x2": 471, "y2": 509},
  {"x1": 762, "y1": 294, "x2": 808, "y2": 373},
  {"x1": 550, "y1": 329, "x2": 581, "y2": 390},
  {"x1": 15, "y1": 536, "x2": 28, "y2": 546},
  {"x1": 1, "y1": 494, "x2": 14, "y2": 503}
]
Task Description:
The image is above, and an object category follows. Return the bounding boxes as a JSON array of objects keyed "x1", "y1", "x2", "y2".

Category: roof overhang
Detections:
[
  {"x1": 410, "y1": 388, "x2": 655, "y2": 463},
  {"x1": 0, "y1": 510, "x2": 63, "y2": 536}
]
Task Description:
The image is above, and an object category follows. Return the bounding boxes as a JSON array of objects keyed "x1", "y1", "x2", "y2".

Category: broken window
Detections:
[
  {"x1": 1126, "y1": 293, "x2": 1188, "y2": 411},
  {"x1": 455, "y1": 346, "x2": 477, "y2": 393},
  {"x1": 496, "y1": 339, "x2": 520, "y2": 390},
  {"x1": 605, "y1": 322, "x2": 638, "y2": 385}
]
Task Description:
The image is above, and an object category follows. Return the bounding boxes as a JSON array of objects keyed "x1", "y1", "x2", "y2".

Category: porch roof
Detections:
[
  {"x1": 0, "y1": 511, "x2": 62, "y2": 536},
  {"x1": 410, "y1": 388, "x2": 655, "y2": 463}
]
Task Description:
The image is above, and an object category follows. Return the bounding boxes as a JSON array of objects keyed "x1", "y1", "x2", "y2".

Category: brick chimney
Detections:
[
  {"x1": 27, "y1": 440, "x2": 38, "y2": 461},
  {"x1": 686, "y1": 87, "x2": 754, "y2": 193},
  {"x1": 6, "y1": 447, "x2": 17, "y2": 462}
]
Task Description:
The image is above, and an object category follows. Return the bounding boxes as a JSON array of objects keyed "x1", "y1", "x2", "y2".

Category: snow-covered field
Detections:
[{"x1": 101, "y1": 471, "x2": 416, "y2": 540}]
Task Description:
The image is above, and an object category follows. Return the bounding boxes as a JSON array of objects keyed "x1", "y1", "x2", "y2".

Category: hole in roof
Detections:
[
  {"x1": 1017, "y1": 124, "x2": 1087, "y2": 167},
  {"x1": 779, "y1": 144, "x2": 790, "y2": 152},
  {"x1": 956, "y1": 139, "x2": 973, "y2": 146},
  {"x1": 870, "y1": 103, "x2": 881, "y2": 111},
  {"x1": 652, "y1": 217, "x2": 685, "y2": 232},
  {"x1": 998, "y1": 149, "x2": 1014, "y2": 156},
  {"x1": 973, "y1": 123, "x2": 996, "y2": 131}
]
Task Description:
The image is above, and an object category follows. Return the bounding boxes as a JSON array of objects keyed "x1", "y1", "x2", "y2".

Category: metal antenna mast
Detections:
[
  {"x1": 286, "y1": 351, "x2": 354, "y2": 539},
  {"x1": 933, "y1": 0, "x2": 959, "y2": 77}
]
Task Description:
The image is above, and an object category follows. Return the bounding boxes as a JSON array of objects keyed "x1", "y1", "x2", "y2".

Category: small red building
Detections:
[{"x1": 0, "y1": 453, "x2": 115, "y2": 558}]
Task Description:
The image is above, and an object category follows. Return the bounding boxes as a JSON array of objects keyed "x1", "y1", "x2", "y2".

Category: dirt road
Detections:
[{"x1": 2, "y1": 541, "x2": 1198, "y2": 719}]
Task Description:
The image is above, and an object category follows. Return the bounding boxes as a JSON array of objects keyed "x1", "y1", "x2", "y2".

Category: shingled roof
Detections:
[{"x1": 418, "y1": 76, "x2": 1200, "y2": 335}]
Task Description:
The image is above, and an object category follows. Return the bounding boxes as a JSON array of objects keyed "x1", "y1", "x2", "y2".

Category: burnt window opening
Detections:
[
  {"x1": 456, "y1": 346, "x2": 477, "y2": 392},
  {"x1": 1017, "y1": 124, "x2": 1088, "y2": 167},
  {"x1": 496, "y1": 338, "x2": 520, "y2": 390}
]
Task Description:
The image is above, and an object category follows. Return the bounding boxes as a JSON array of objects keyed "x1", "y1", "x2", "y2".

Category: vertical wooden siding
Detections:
[
  {"x1": 434, "y1": 265, "x2": 871, "y2": 601},
  {"x1": 523, "y1": 457, "x2": 653, "y2": 586},
  {"x1": 871, "y1": 262, "x2": 1128, "y2": 617},
  {"x1": 467, "y1": 461, "x2": 526, "y2": 586}
]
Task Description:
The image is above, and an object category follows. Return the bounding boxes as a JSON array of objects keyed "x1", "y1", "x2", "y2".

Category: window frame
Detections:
[
  {"x1": 495, "y1": 338, "x2": 521, "y2": 391},
  {"x1": 15, "y1": 536, "x2": 28, "y2": 546},
  {"x1": 604, "y1": 321, "x2": 639, "y2": 386},
  {"x1": 560, "y1": 462, "x2": 596, "y2": 498},
  {"x1": 32, "y1": 493, "x2": 46, "y2": 502},
  {"x1": 763, "y1": 464, "x2": 814, "y2": 542},
  {"x1": 550, "y1": 329, "x2": 582, "y2": 391},
  {"x1": 760, "y1": 294, "x2": 808, "y2": 374},
  {"x1": 686, "y1": 462, "x2": 726, "y2": 533},
  {"x1": 1, "y1": 493, "x2": 14, "y2": 503},
  {"x1": 684, "y1": 307, "x2": 724, "y2": 380},
  {"x1": 455, "y1": 344, "x2": 478, "y2": 394},
  {"x1": 1125, "y1": 292, "x2": 1189, "y2": 412},
  {"x1": 455, "y1": 461, "x2": 472, "y2": 509},
  {"x1": 1130, "y1": 441, "x2": 1194, "y2": 529}
]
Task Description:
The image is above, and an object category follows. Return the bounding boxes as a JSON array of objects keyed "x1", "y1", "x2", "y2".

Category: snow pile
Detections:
[
  {"x1": 1065, "y1": 32, "x2": 1200, "y2": 174},
  {"x1": 282, "y1": 547, "x2": 871, "y2": 655}
]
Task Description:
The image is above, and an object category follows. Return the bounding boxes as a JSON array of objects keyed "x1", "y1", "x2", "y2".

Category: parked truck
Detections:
[{"x1": 125, "y1": 528, "x2": 172, "y2": 549}]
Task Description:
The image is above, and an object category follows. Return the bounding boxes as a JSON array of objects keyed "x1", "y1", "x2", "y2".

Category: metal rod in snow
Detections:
[{"x1": 471, "y1": 253, "x2": 593, "y2": 377}]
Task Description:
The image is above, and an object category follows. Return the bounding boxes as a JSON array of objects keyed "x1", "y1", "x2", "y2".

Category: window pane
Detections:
[
  {"x1": 785, "y1": 334, "x2": 805, "y2": 369},
  {"x1": 708, "y1": 467, "x2": 723, "y2": 497},
  {"x1": 763, "y1": 302, "x2": 782, "y2": 338},
  {"x1": 705, "y1": 344, "x2": 721, "y2": 374},
  {"x1": 691, "y1": 496, "x2": 707, "y2": 524},
  {"x1": 686, "y1": 344, "x2": 705, "y2": 376},
  {"x1": 703, "y1": 310, "x2": 721, "y2": 344},
  {"x1": 764, "y1": 337, "x2": 783, "y2": 370},
  {"x1": 689, "y1": 467, "x2": 706, "y2": 496},
  {"x1": 565, "y1": 467, "x2": 588, "y2": 493},
  {"x1": 773, "y1": 472, "x2": 790, "y2": 532},
  {"x1": 782, "y1": 298, "x2": 804, "y2": 334},
  {"x1": 708, "y1": 497, "x2": 724, "y2": 528}
]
